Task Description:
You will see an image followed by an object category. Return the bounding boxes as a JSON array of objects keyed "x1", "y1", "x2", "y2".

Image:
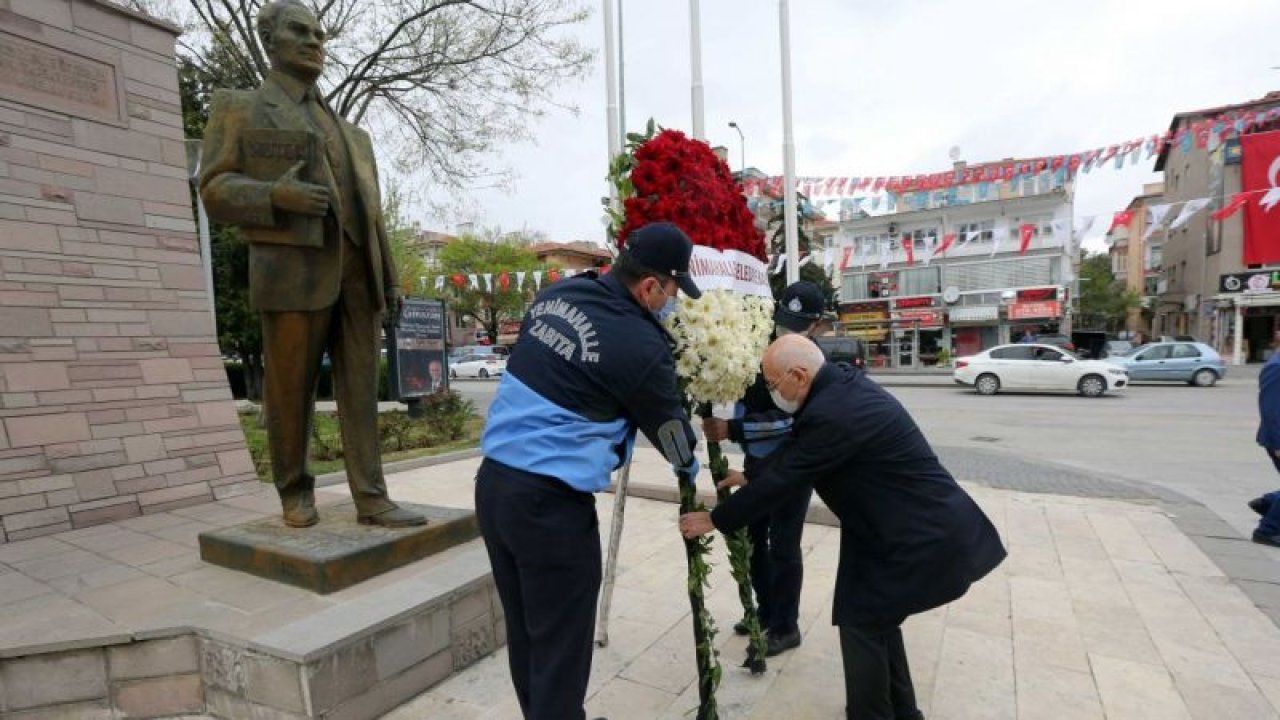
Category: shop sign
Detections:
[
  {"x1": 893, "y1": 309, "x2": 943, "y2": 327},
  {"x1": 1219, "y1": 271, "x2": 1280, "y2": 294},
  {"x1": 847, "y1": 327, "x2": 889, "y2": 341},
  {"x1": 1007, "y1": 300, "x2": 1061, "y2": 320},
  {"x1": 839, "y1": 301, "x2": 889, "y2": 314},
  {"x1": 1016, "y1": 287, "x2": 1057, "y2": 302},
  {"x1": 948, "y1": 306, "x2": 999, "y2": 323},
  {"x1": 893, "y1": 296, "x2": 935, "y2": 309},
  {"x1": 841, "y1": 311, "x2": 889, "y2": 323}
]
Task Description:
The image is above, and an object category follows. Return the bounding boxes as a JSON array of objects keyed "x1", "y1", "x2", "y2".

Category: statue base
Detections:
[{"x1": 198, "y1": 502, "x2": 479, "y2": 594}]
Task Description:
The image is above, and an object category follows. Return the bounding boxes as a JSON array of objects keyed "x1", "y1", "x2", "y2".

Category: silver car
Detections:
[{"x1": 1106, "y1": 342, "x2": 1226, "y2": 386}]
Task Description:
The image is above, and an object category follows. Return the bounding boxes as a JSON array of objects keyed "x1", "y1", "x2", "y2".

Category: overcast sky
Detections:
[{"x1": 417, "y1": 0, "x2": 1280, "y2": 254}]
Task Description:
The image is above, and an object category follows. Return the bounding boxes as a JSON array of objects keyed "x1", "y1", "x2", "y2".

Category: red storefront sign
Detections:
[
  {"x1": 894, "y1": 309, "x2": 943, "y2": 327},
  {"x1": 893, "y1": 296, "x2": 936, "y2": 309},
  {"x1": 1007, "y1": 301, "x2": 1061, "y2": 320},
  {"x1": 1016, "y1": 287, "x2": 1057, "y2": 302}
]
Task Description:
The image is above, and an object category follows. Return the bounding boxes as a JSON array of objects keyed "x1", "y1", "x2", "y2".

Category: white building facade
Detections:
[{"x1": 829, "y1": 174, "x2": 1076, "y2": 368}]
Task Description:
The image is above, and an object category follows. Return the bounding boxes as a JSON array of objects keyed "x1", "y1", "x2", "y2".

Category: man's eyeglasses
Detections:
[{"x1": 765, "y1": 369, "x2": 792, "y2": 392}]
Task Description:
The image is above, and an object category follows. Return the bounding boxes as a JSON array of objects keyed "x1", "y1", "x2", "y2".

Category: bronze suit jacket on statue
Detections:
[{"x1": 198, "y1": 73, "x2": 397, "y2": 313}]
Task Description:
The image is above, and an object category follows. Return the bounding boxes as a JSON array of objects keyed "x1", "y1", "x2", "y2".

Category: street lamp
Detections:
[{"x1": 728, "y1": 121, "x2": 745, "y2": 176}]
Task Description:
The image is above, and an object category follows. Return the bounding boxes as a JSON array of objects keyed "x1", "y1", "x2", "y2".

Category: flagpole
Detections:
[
  {"x1": 597, "y1": 1, "x2": 630, "y2": 647},
  {"x1": 690, "y1": 0, "x2": 705, "y2": 139},
  {"x1": 604, "y1": 0, "x2": 621, "y2": 164},
  {"x1": 780, "y1": 0, "x2": 799, "y2": 283}
]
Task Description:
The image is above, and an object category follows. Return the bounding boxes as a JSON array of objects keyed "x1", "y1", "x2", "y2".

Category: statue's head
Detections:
[{"x1": 257, "y1": 0, "x2": 325, "y2": 84}]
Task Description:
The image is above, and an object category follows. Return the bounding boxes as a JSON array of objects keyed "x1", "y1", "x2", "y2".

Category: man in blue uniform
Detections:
[
  {"x1": 1248, "y1": 339, "x2": 1280, "y2": 546},
  {"x1": 680, "y1": 334, "x2": 1006, "y2": 720},
  {"x1": 701, "y1": 281, "x2": 827, "y2": 656},
  {"x1": 478, "y1": 222, "x2": 702, "y2": 720}
]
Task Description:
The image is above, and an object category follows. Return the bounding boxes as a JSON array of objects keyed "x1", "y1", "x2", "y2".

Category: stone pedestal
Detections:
[{"x1": 198, "y1": 502, "x2": 479, "y2": 594}]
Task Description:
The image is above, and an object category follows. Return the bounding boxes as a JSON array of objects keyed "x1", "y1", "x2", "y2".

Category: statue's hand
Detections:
[
  {"x1": 270, "y1": 160, "x2": 329, "y2": 217},
  {"x1": 382, "y1": 291, "x2": 403, "y2": 329}
]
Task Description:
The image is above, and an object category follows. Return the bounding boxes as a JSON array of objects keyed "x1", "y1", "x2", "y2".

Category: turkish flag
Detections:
[
  {"x1": 839, "y1": 247, "x2": 853, "y2": 271},
  {"x1": 1019, "y1": 224, "x2": 1035, "y2": 255},
  {"x1": 451, "y1": 274, "x2": 466, "y2": 288},
  {"x1": 548, "y1": 269, "x2": 561, "y2": 283},
  {"x1": 1108, "y1": 210, "x2": 1134, "y2": 233},
  {"x1": 934, "y1": 233, "x2": 956, "y2": 258},
  {"x1": 1242, "y1": 131, "x2": 1280, "y2": 264},
  {"x1": 499, "y1": 271, "x2": 510, "y2": 291},
  {"x1": 903, "y1": 237, "x2": 915, "y2": 265},
  {"x1": 1210, "y1": 192, "x2": 1250, "y2": 222}
]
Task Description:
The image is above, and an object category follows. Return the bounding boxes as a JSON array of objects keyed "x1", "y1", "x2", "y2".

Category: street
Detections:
[{"x1": 452, "y1": 374, "x2": 1266, "y2": 536}]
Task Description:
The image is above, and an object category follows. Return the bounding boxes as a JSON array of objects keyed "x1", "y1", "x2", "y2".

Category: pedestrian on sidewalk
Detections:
[
  {"x1": 477, "y1": 222, "x2": 703, "y2": 720},
  {"x1": 680, "y1": 334, "x2": 1006, "y2": 720},
  {"x1": 1248, "y1": 335, "x2": 1280, "y2": 547},
  {"x1": 701, "y1": 280, "x2": 828, "y2": 657}
]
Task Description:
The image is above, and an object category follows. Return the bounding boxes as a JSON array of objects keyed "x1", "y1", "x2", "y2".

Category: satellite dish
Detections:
[
  {"x1": 942, "y1": 286, "x2": 960, "y2": 304},
  {"x1": 948, "y1": 145, "x2": 962, "y2": 162}
]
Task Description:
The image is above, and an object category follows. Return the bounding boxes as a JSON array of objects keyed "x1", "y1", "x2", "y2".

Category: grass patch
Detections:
[{"x1": 238, "y1": 394, "x2": 482, "y2": 481}]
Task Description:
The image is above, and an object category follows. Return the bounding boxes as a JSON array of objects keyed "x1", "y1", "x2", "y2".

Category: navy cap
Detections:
[
  {"x1": 624, "y1": 222, "x2": 702, "y2": 299},
  {"x1": 774, "y1": 281, "x2": 825, "y2": 331}
]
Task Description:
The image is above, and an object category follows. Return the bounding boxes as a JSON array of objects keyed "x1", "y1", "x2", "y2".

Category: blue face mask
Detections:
[{"x1": 655, "y1": 295, "x2": 679, "y2": 323}]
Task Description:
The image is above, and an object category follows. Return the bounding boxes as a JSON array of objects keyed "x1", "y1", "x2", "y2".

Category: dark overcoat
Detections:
[{"x1": 711, "y1": 362, "x2": 1006, "y2": 626}]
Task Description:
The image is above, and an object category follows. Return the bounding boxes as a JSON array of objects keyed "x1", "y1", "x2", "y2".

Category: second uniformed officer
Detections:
[{"x1": 477, "y1": 222, "x2": 703, "y2": 720}]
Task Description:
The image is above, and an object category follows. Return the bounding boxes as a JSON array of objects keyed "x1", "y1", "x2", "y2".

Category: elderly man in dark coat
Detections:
[{"x1": 680, "y1": 334, "x2": 1006, "y2": 720}]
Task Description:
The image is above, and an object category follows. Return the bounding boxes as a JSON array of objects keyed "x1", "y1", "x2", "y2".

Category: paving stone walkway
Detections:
[
  {"x1": 385, "y1": 448, "x2": 1280, "y2": 720},
  {"x1": 5, "y1": 446, "x2": 1280, "y2": 719}
]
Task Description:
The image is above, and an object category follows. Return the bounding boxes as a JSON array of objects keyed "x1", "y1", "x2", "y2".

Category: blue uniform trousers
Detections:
[
  {"x1": 476, "y1": 459, "x2": 601, "y2": 720},
  {"x1": 745, "y1": 455, "x2": 813, "y2": 635}
]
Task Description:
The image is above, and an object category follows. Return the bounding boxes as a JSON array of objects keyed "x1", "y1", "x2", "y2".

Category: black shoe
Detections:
[
  {"x1": 1250, "y1": 497, "x2": 1270, "y2": 516},
  {"x1": 1253, "y1": 530, "x2": 1280, "y2": 548},
  {"x1": 765, "y1": 629, "x2": 801, "y2": 657},
  {"x1": 733, "y1": 621, "x2": 749, "y2": 636}
]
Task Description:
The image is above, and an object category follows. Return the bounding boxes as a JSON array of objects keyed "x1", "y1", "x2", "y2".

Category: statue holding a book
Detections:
[{"x1": 199, "y1": 0, "x2": 425, "y2": 529}]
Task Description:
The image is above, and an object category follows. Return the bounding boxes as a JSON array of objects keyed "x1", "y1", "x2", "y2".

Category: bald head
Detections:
[
  {"x1": 762, "y1": 334, "x2": 825, "y2": 412},
  {"x1": 764, "y1": 334, "x2": 825, "y2": 377}
]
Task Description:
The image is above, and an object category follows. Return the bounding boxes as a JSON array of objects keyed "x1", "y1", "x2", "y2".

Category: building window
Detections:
[
  {"x1": 954, "y1": 220, "x2": 995, "y2": 245},
  {"x1": 898, "y1": 266, "x2": 940, "y2": 296}
]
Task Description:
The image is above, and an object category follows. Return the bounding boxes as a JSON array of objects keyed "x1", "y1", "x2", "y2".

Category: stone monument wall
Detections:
[{"x1": 0, "y1": 0, "x2": 256, "y2": 542}]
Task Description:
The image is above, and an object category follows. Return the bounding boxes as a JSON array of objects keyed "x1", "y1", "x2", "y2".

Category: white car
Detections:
[
  {"x1": 450, "y1": 354, "x2": 506, "y2": 379},
  {"x1": 953, "y1": 343, "x2": 1128, "y2": 398}
]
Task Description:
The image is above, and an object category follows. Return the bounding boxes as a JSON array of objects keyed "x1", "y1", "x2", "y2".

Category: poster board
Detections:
[{"x1": 388, "y1": 299, "x2": 448, "y2": 400}]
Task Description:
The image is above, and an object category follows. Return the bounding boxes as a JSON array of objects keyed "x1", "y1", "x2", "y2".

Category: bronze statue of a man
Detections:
[{"x1": 199, "y1": 0, "x2": 425, "y2": 528}]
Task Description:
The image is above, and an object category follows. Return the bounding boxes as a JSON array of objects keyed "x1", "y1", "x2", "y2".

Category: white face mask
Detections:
[{"x1": 769, "y1": 387, "x2": 800, "y2": 414}]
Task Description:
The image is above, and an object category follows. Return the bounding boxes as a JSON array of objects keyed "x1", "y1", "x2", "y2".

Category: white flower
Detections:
[{"x1": 666, "y1": 289, "x2": 774, "y2": 406}]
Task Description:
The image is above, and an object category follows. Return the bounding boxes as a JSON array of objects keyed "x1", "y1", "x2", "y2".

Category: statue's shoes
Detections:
[
  {"x1": 358, "y1": 507, "x2": 427, "y2": 527},
  {"x1": 283, "y1": 506, "x2": 319, "y2": 528}
]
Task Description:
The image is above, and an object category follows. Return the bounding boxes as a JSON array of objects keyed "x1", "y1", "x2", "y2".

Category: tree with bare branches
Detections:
[{"x1": 132, "y1": 0, "x2": 594, "y2": 188}]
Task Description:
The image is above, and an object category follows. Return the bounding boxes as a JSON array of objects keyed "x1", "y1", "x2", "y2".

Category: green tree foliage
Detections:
[
  {"x1": 383, "y1": 183, "x2": 427, "y2": 298},
  {"x1": 424, "y1": 233, "x2": 542, "y2": 343},
  {"x1": 1078, "y1": 252, "x2": 1142, "y2": 331}
]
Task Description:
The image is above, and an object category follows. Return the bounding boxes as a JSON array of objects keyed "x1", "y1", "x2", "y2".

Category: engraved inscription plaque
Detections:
[{"x1": 0, "y1": 30, "x2": 121, "y2": 123}]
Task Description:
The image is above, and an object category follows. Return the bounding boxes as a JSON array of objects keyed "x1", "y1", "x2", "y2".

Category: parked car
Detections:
[
  {"x1": 814, "y1": 336, "x2": 867, "y2": 368},
  {"x1": 1158, "y1": 335, "x2": 1200, "y2": 343},
  {"x1": 450, "y1": 353, "x2": 506, "y2": 379},
  {"x1": 1034, "y1": 333, "x2": 1077, "y2": 353},
  {"x1": 1102, "y1": 340, "x2": 1135, "y2": 358},
  {"x1": 1105, "y1": 342, "x2": 1225, "y2": 386},
  {"x1": 953, "y1": 343, "x2": 1128, "y2": 397},
  {"x1": 448, "y1": 344, "x2": 509, "y2": 362}
]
